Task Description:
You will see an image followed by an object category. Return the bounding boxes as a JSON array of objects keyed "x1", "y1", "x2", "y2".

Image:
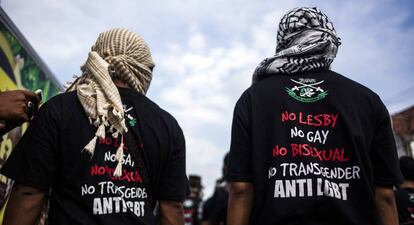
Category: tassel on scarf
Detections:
[
  {"x1": 83, "y1": 119, "x2": 106, "y2": 157},
  {"x1": 121, "y1": 119, "x2": 128, "y2": 133},
  {"x1": 112, "y1": 108, "x2": 121, "y2": 117},
  {"x1": 115, "y1": 142, "x2": 124, "y2": 161},
  {"x1": 96, "y1": 123, "x2": 106, "y2": 139},
  {"x1": 93, "y1": 118, "x2": 100, "y2": 127},
  {"x1": 113, "y1": 160, "x2": 123, "y2": 178},
  {"x1": 102, "y1": 117, "x2": 109, "y2": 127},
  {"x1": 112, "y1": 130, "x2": 120, "y2": 138},
  {"x1": 113, "y1": 137, "x2": 124, "y2": 177},
  {"x1": 83, "y1": 136, "x2": 97, "y2": 156}
]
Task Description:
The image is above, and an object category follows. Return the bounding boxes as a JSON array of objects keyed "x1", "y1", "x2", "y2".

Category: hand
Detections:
[{"x1": 0, "y1": 90, "x2": 40, "y2": 124}]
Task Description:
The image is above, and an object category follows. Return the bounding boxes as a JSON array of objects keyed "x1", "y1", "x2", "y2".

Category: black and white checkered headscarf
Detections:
[{"x1": 252, "y1": 7, "x2": 341, "y2": 83}]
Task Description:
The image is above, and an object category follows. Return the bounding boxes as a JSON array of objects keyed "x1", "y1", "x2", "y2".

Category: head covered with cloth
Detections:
[
  {"x1": 66, "y1": 28, "x2": 154, "y2": 177},
  {"x1": 252, "y1": 7, "x2": 341, "y2": 83}
]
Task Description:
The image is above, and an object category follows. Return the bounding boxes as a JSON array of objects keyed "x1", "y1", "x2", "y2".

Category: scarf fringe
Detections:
[
  {"x1": 83, "y1": 117, "x2": 107, "y2": 157},
  {"x1": 83, "y1": 136, "x2": 97, "y2": 156},
  {"x1": 121, "y1": 119, "x2": 128, "y2": 133},
  {"x1": 113, "y1": 160, "x2": 123, "y2": 178},
  {"x1": 102, "y1": 117, "x2": 109, "y2": 127},
  {"x1": 96, "y1": 123, "x2": 106, "y2": 139},
  {"x1": 112, "y1": 130, "x2": 120, "y2": 138},
  {"x1": 113, "y1": 137, "x2": 124, "y2": 177},
  {"x1": 93, "y1": 117, "x2": 100, "y2": 127},
  {"x1": 115, "y1": 142, "x2": 124, "y2": 161}
]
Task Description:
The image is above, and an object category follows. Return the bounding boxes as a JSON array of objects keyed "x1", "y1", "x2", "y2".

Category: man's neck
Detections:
[
  {"x1": 113, "y1": 78, "x2": 131, "y2": 88},
  {"x1": 401, "y1": 181, "x2": 414, "y2": 189}
]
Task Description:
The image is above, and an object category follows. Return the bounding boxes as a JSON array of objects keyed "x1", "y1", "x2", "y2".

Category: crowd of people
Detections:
[{"x1": 0, "y1": 6, "x2": 412, "y2": 225}]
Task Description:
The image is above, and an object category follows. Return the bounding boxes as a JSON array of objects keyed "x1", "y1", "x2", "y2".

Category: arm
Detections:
[
  {"x1": 3, "y1": 183, "x2": 46, "y2": 225},
  {"x1": 227, "y1": 182, "x2": 253, "y2": 225},
  {"x1": 160, "y1": 200, "x2": 184, "y2": 225},
  {"x1": 369, "y1": 99, "x2": 403, "y2": 225},
  {"x1": 375, "y1": 186, "x2": 398, "y2": 225},
  {"x1": 158, "y1": 122, "x2": 187, "y2": 225}
]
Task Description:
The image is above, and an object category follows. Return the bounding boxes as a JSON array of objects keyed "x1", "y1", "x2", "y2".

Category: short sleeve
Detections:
[
  {"x1": 227, "y1": 91, "x2": 252, "y2": 182},
  {"x1": 0, "y1": 100, "x2": 60, "y2": 190},
  {"x1": 159, "y1": 125, "x2": 187, "y2": 201},
  {"x1": 370, "y1": 98, "x2": 403, "y2": 187}
]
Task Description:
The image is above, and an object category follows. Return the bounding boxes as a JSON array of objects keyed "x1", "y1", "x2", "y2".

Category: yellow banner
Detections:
[{"x1": 0, "y1": 13, "x2": 60, "y2": 224}]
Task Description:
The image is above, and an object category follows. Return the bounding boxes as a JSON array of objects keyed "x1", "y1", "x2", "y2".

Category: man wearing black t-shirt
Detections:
[
  {"x1": 395, "y1": 156, "x2": 414, "y2": 224},
  {"x1": 203, "y1": 153, "x2": 229, "y2": 225},
  {"x1": 227, "y1": 7, "x2": 402, "y2": 225},
  {"x1": 0, "y1": 28, "x2": 187, "y2": 225}
]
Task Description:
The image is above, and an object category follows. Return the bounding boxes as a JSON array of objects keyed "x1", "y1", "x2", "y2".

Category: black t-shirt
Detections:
[
  {"x1": 1, "y1": 88, "x2": 187, "y2": 225},
  {"x1": 201, "y1": 196, "x2": 212, "y2": 222},
  {"x1": 202, "y1": 181, "x2": 229, "y2": 225},
  {"x1": 227, "y1": 69, "x2": 403, "y2": 225},
  {"x1": 395, "y1": 187, "x2": 414, "y2": 224},
  {"x1": 183, "y1": 196, "x2": 202, "y2": 225},
  {"x1": 209, "y1": 184, "x2": 229, "y2": 225}
]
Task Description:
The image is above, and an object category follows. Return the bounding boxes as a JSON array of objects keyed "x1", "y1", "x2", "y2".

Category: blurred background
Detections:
[{"x1": 1, "y1": 0, "x2": 414, "y2": 198}]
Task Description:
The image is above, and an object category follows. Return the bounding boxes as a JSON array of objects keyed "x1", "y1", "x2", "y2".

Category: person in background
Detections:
[
  {"x1": 201, "y1": 196, "x2": 213, "y2": 225},
  {"x1": 202, "y1": 153, "x2": 229, "y2": 225},
  {"x1": 0, "y1": 28, "x2": 187, "y2": 225},
  {"x1": 227, "y1": 7, "x2": 402, "y2": 225},
  {"x1": 184, "y1": 175, "x2": 204, "y2": 225},
  {"x1": 395, "y1": 156, "x2": 414, "y2": 225}
]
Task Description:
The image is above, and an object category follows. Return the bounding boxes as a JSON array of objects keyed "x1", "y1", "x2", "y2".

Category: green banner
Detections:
[{"x1": 0, "y1": 8, "x2": 61, "y2": 223}]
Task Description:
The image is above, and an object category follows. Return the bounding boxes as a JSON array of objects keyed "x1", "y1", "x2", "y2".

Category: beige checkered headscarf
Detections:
[{"x1": 66, "y1": 28, "x2": 154, "y2": 177}]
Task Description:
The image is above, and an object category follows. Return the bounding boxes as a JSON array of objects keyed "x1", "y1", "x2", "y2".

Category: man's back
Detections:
[
  {"x1": 1, "y1": 87, "x2": 187, "y2": 224},
  {"x1": 227, "y1": 69, "x2": 402, "y2": 225}
]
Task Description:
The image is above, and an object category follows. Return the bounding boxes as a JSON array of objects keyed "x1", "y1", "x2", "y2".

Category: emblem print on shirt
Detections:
[
  {"x1": 409, "y1": 193, "x2": 414, "y2": 204},
  {"x1": 285, "y1": 78, "x2": 328, "y2": 103},
  {"x1": 124, "y1": 105, "x2": 137, "y2": 127}
]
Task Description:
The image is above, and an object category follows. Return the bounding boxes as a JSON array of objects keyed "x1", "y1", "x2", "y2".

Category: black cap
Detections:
[{"x1": 189, "y1": 175, "x2": 202, "y2": 188}]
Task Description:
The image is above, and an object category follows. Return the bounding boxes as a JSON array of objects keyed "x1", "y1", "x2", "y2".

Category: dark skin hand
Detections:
[
  {"x1": 227, "y1": 182, "x2": 254, "y2": 225},
  {"x1": 375, "y1": 187, "x2": 399, "y2": 225},
  {"x1": 160, "y1": 200, "x2": 185, "y2": 225},
  {"x1": 0, "y1": 90, "x2": 40, "y2": 135}
]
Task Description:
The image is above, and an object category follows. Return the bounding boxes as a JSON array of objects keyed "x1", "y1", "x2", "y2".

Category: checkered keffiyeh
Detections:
[
  {"x1": 252, "y1": 7, "x2": 341, "y2": 82},
  {"x1": 66, "y1": 28, "x2": 154, "y2": 177}
]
